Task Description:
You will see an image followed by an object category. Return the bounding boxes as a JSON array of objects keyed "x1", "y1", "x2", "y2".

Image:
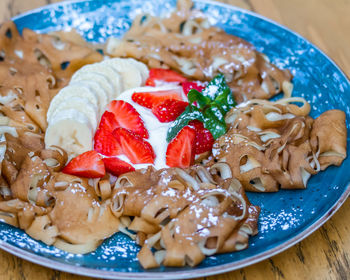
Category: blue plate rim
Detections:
[{"x1": 4, "y1": 0, "x2": 350, "y2": 279}]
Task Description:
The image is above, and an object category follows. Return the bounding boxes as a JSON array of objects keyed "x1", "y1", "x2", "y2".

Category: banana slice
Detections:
[
  {"x1": 74, "y1": 80, "x2": 109, "y2": 114},
  {"x1": 125, "y1": 58, "x2": 149, "y2": 85},
  {"x1": 70, "y1": 71, "x2": 114, "y2": 101},
  {"x1": 102, "y1": 58, "x2": 143, "y2": 94},
  {"x1": 45, "y1": 58, "x2": 149, "y2": 158},
  {"x1": 47, "y1": 83, "x2": 100, "y2": 120},
  {"x1": 48, "y1": 96, "x2": 99, "y2": 129},
  {"x1": 45, "y1": 109, "x2": 93, "y2": 157},
  {"x1": 75, "y1": 63, "x2": 123, "y2": 98}
]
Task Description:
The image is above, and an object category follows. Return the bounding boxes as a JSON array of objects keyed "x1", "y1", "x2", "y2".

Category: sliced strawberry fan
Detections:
[
  {"x1": 62, "y1": 150, "x2": 105, "y2": 178},
  {"x1": 189, "y1": 120, "x2": 214, "y2": 155},
  {"x1": 145, "y1": 68, "x2": 187, "y2": 86},
  {"x1": 71, "y1": 74, "x2": 213, "y2": 177},
  {"x1": 103, "y1": 157, "x2": 135, "y2": 176},
  {"x1": 107, "y1": 100, "x2": 149, "y2": 138},
  {"x1": 166, "y1": 126, "x2": 196, "y2": 168},
  {"x1": 98, "y1": 111, "x2": 119, "y2": 133},
  {"x1": 132, "y1": 90, "x2": 183, "y2": 109},
  {"x1": 182, "y1": 81, "x2": 206, "y2": 95},
  {"x1": 113, "y1": 127, "x2": 155, "y2": 164},
  {"x1": 94, "y1": 128, "x2": 122, "y2": 156},
  {"x1": 152, "y1": 99, "x2": 189, "y2": 122}
]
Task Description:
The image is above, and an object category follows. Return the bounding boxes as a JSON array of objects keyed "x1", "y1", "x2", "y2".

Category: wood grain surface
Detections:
[{"x1": 0, "y1": 0, "x2": 350, "y2": 279}]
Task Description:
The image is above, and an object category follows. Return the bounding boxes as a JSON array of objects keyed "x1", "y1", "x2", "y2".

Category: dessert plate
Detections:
[{"x1": 2, "y1": 0, "x2": 350, "y2": 279}]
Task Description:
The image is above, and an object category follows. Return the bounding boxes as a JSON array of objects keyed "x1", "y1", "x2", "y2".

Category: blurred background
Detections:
[{"x1": 1, "y1": 0, "x2": 349, "y2": 76}]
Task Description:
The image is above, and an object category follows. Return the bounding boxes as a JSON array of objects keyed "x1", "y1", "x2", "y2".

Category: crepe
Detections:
[
  {"x1": 105, "y1": 0, "x2": 292, "y2": 103},
  {"x1": 210, "y1": 99, "x2": 347, "y2": 192}
]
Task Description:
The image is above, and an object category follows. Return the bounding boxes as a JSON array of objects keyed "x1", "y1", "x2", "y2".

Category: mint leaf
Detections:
[
  {"x1": 203, "y1": 105, "x2": 227, "y2": 139},
  {"x1": 214, "y1": 87, "x2": 236, "y2": 113},
  {"x1": 187, "y1": 89, "x2": 211, "y2": 108},
  {"x1": 166, "y1": 74, "x2": 236, "y2": 142},
  {"x1": 201, "y1": 74, "x2": 228, "y2": 101},
  {"x1": 166, "y1": 106, "x2": 204, "y2": 142}
]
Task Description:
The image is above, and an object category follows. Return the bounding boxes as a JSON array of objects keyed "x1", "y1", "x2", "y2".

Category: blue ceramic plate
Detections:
[{"x1": 2, "y1": 0, "x2": 350, "y2": 279}]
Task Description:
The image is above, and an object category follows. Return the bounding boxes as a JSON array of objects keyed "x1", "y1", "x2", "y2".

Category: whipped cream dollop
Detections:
[{"x1": 115, "y1": 85, "x2": 185, "y2": 170}]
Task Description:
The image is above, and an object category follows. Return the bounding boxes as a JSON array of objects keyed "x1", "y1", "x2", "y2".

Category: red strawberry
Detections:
[
  {"x1": 62, "y1": 150, "x2": 105, "y2": 178},
  {"x1": 113, "y1": 128, "x2": 155, "y2": 164},
  {"x1": 107, "y1": 100, "x2": 149, "y2": 138},
  {"x1": 166, "y1": 126, "x2": 196, "y2": 168},
  {"x1": 145, "y1": 68, "x2": 187, "y2": 86},
  {"x1": 182, "y1": 81, "x2": 206, "y2": 95},
  {"x1": 132, "y1": 90, "x2": 183, "y2": 109},
  {"x1": 94, "y1": 128, "x2": 122, "y2": 156},
  {"x1": 152, "y1": 99, "x2": 189, "y2": 122},
  {"x1": 189, "y1": 120, "x2": 214, "y2": 154},
  {"x1": 103, "y1": 157, "x2": 135, "y2": 176},
  {"x1": 98, "y1": 111, "x2": 119, "y2": 133}
]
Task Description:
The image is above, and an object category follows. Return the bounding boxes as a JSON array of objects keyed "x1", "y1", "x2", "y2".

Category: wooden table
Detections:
[{"x1": 1, "y1": 0, "x2": 350, "y2": 279}]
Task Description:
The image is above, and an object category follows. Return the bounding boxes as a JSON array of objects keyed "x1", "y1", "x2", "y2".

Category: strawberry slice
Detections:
[
  {"x1": 182, "y1": 81, "x2": 206, "y2": 95},
  {"x1": 166, "y1": 126, "x2": 196, "y2": 168},
  {"x1": 98, "y1": 111, "x2": 119, "y2": 133},
  {"x1": 132, "y1": 90, "x2": 183, "y2": 109},
  {"x1": 113, "y1": 128, "x2": 155, "y2": 164},
  {"x1": 103, "y1": 157, "x2": 135, "y2": 176},
  {"x1": 107, "y1": 100, "x2": 149, "y2": 138},
  {"x1": 189, "y1": 120, "x2": 214, "y2": 155},
  {"x1": 152, "y1": 99, "x2": 189, "y2": 122},
  {"x1": 94, "y1": 128, "x2": 122, "y2": 156},
  {"x1": 62, "y1": 150, "x2": 105, "y2": 178},
  {"x1": 145, "y1": 68, "x2": 187, "y2": 86}
]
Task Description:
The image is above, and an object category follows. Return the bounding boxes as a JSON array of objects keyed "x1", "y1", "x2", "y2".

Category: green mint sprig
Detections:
[{"x1": 166, "y1": 74, "x2": 236, "y2": 142}]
